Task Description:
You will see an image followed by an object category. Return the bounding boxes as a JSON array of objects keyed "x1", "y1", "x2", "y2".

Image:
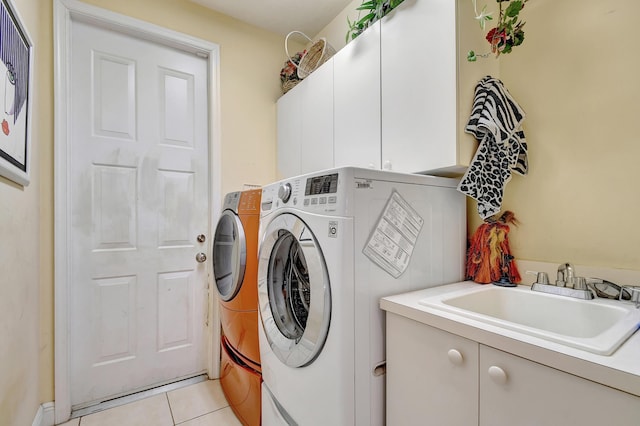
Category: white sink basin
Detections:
[{"x1": 419, "y1": 285, "x2": 640, "y2": 355}]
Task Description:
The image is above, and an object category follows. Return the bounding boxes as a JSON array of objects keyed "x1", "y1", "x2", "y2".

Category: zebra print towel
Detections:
[{"x1": 458, "y1": 76, "x2": 527, "y2": 219}]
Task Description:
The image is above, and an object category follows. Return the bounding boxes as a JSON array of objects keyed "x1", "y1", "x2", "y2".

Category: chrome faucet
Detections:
[
  {"x1": 530, "y1": 262, "x2": 593, "y2": 300},
  {"x1": 556, "y1": 263, "x2": 575, "y2": 287}
]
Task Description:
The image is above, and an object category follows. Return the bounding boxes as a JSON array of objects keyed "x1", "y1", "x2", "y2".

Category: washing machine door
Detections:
[
  {"x1": 213, "y1": 209, "x2": 247, "y2": 301},
  {"x1": 258, "y1": 213, "x2": 331, "y2": 368}
]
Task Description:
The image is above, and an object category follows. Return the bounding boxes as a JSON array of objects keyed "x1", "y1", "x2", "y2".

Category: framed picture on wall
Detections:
[{"x1": 0, "y1": 0, "x2": 32, "y2": 186}]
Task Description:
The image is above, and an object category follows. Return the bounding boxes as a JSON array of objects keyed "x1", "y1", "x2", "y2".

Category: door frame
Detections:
[{"x1": 53, "y1": 0, "x2": 222, "y2": 422}]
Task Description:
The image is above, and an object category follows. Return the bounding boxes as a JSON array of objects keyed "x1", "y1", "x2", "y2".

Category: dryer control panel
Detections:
[{"x1": 222, "y1": 191, "x2": 241, "y2": 212}]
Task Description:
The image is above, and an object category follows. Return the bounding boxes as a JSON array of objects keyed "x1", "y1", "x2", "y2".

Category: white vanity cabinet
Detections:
[
  {"x1": 276, "y1": 59, "x2": 334, "y2": 179},
  {"x1": 386, "y1": 312, "x2": 640, "y2": 426},
  {"x1": 479, "y1": 345, "x2": 640, "y2": 426},
  {"x1": 386, "y1": 313, "x2": 478, "y2": 426}
]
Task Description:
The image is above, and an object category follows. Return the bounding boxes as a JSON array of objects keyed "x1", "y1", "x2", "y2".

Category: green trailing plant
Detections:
[
  {"x1": 468, "y1": 0, "x2": 530, "y2": 62},
  {"x1": 346, "y1": 0, "x2": 405, "y2": 43}
]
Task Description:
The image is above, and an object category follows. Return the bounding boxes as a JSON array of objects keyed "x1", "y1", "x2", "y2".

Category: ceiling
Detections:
[{"x1": 190, "y1": 0, "x2": 355, "y2": 36}]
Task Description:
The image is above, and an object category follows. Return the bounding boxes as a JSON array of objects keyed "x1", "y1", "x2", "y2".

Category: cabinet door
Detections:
[
  {"x1": 300, "y1": 59, "x2": 334, "y2": 174},
  {"x1": 277, "y1": 83, "x2": 302, "y2": 179},
  {"x1": 480, "y1": 345, "x2": 640, "y2": 426},
  {"x1": 386, "y1": 313, "x2": 479, "y2": 426},
  {"x1": 334, "y1": 21, "x2": 381, "y2": 170},
  {"x1": 381, "y1": 0, "x2": 458, "y2": 173}
]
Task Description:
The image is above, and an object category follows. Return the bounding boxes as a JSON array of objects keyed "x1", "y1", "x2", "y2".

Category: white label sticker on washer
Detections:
[
  {"x1": 362, "y1": 190, "x2": 424, "y2": 278},
  {"x1": 328, "y1": 221, "x2": 338, "y2": 238},
  {"x1": 354, "y1": 179, "x2": 373, "y2": 190}
]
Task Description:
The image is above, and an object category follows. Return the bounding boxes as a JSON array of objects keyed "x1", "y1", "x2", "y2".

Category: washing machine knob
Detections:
[{"x1": 278, "y1": 183, "x2": 292, "y2": 203}]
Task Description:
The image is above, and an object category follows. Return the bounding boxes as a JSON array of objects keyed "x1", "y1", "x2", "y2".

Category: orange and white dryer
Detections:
[{"x1": 212, "y1": 189, "x2": 261, "y2": 426}]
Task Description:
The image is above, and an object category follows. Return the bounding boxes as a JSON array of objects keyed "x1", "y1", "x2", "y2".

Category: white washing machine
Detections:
[{"x1": 257, "y1": 167, "x2": 466, "y2": 425}]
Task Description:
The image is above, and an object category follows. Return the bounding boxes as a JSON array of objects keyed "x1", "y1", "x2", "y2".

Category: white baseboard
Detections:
[{"x1": 32, "y1": 402, "x2": 55, "y2": 426}]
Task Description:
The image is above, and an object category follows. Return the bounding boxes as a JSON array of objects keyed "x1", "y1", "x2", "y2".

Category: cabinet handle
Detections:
[
  {"x1": 488, "y1": 366, "x2": 508, "y2": 385},
  {"x1": 447, "y1": 349, "x2": 464, "y2": 366}
]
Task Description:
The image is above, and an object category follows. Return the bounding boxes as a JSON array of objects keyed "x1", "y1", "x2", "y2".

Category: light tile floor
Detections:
[{"x1": 57, "y1": 380, "x2": 243, "y2": 426}]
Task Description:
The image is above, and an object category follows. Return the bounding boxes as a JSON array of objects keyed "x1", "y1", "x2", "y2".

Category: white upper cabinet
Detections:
[
  {"x1": 277, "y1": 58, "x2": 334, "y2": 179},
  {"x1": 277, "y1": 80, "x2": 302, "y2": 179},
  {"x1": 381, "y1": 0, "x2": 457, "y2": 173},
  {"x1": 381, "y1": 0, "x2": 497, "y2": 175},
  {"x1": 334, "y1": 20, "x2": 381, "y2": 170},
  {"x1": 299, "y1": 59, "x2": 334, "y2": 175},
  {"x1": 276, "y1": 0, "x2": 497, "y2": 178}
]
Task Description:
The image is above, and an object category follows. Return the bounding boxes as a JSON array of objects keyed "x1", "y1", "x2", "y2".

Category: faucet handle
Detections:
[
  {"x1": 526, "y1": 270, "x2": 549, "y2": 285},
  {"x1": 574, "y1": 277, "x2": 587, "y2": 290},
  {"x1": 537, "y1": 272, "x2": 550, "y2": 285}
]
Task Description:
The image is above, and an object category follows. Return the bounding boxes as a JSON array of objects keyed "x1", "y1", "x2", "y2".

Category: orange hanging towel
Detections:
[{"x1": 466, "y1": 211, "x2": 521, "y2": 284}]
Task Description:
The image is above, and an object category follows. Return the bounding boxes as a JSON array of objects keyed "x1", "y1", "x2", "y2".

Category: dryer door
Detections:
[
  {"x1": 258, "y1": 213, "x2": 331, "y2": 368},
  {"x1": 213, "y1": 210, "x2": 247, "y2": 301}
]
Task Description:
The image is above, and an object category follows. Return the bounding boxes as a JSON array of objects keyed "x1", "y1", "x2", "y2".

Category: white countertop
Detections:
[{"x1": 380, "y1": 281, "x2": 640, "y2": 397}]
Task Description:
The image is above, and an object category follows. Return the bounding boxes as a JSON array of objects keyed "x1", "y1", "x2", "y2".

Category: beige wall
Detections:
[
  {"x1": 493, "y1": 0, "x2": 639, "y2": 270},
  {"x1": 0, "y1": 0, "x2": 47, "y2": 424},
  {"x1": 321, "y1": 0, "x2": 640, "y2": 272},
  {"x1": 315, "y1": 0, "x2": 362, "y2": 51}
]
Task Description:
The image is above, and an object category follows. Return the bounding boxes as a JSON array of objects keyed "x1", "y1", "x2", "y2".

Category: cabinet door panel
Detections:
[
  {"x1": 386, "y1": 313, "x2": 478, "y2": 426},
  {"x1": 300, "y1": 60, "x2": 334, "y2": 174},
  {"x1": 381, "y1": 0, "x2": 457, "y2": 173},
  {"x1": 277, "y1": 84, "x2": 302, "y2": 179},
  {"x1": 334, "y1": 21, "x2": 381, "y2": 169},
  {"x1": 480, "y1": 345, "x2": 640, "y2": 426}
]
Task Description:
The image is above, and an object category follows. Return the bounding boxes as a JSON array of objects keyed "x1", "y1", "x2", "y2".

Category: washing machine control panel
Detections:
[
  {"x1": 277, "y1": 183, "x2": 292, "y2": 203},
  {"x1": 304, "y1": 173, "x2": 338, "y2": 196},
  {"x1": 262, "y1": 171, "x2": 343, "y2": 214}
]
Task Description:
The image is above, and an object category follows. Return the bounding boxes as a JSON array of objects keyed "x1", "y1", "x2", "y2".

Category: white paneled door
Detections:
[{"x1": 69, "y1": 19, "x2": 209, "y2": 407}]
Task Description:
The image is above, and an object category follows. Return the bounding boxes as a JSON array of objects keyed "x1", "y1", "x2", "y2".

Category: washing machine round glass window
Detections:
[
  {"x1": 259, "y1": 213, "x2": 331, "y2": 368},
  {"x1": 269, "y1": 230, "x2": 311, "y2": 340},
  {"x1": 213, "y1": 210, "x2": 246, "y2": 301}
]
